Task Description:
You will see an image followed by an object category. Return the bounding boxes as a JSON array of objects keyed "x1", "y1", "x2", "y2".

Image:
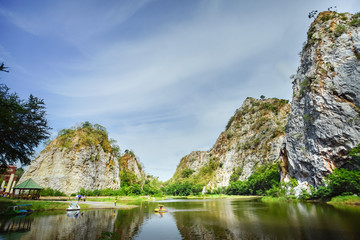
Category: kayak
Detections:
[{"x1": 154, "y1": 208, "x2": 167, "y2": 213}]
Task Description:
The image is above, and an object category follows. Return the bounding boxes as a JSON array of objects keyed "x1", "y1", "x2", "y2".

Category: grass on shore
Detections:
[
  {"x1": 0, "y1": 199, "x2": 70, "y2": 211},
  {"x1": 328, "y1": 195, "x2": 360, "y2": 205},
  {"x1": 261, "y1": 196, "x2": 299, "y2": 203},
  {"x1": 261, "y1": 195, "x2": 360, "y2": 205},
  {"x1": 166, "y1": 194, "x2": 262, "y2": 200}
]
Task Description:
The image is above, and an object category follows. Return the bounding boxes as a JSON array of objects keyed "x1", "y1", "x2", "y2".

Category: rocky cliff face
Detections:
[
  {"x1": 19, "y1": 124, "x2": 120, "y2": 195},
  {"x1": 171, "y1": 97, "x2": 290, "y2": 191},
  {"x1": 119, "y1": 151, "x2": 147, "y2": 186},
  {"x1": 280, "y1": 12, "x2": 360, "y2": 191}
]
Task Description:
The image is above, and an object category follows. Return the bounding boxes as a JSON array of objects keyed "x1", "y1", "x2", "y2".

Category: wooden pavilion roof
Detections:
[{"x1": 14, "y1": 178, "x2": 43, "y2": 190}]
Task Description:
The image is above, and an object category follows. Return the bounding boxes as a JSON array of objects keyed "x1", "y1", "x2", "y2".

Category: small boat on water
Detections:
[
  {"x1": 154, "y1": 205, "x2": 167, "y2": 213},
  {"x1": 67, "y1": 202, "x2": 80, "y2": 211},
  {"x1": 67, "y1": 210, "x2": 80, "y2": 218}
]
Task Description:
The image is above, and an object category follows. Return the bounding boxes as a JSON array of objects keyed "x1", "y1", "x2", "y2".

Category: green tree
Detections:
[
  {"x1": 0, "y1": 65, "x2": 51, "y2": 165},
  {"x1": 15, "y1": 167, "x2": 24, "y2": 179},
  {"x1": 181, "y1": 168, "x2": 195, "y2": 178},
  {"x1": 349, "y1": 144, "x2": 360, "y2": 166}
]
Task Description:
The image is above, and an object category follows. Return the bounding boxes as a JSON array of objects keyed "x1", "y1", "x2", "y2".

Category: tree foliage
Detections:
[
  {"x1": 302, "y1": 144, "x2": 360, "y2": 200},
  {"x1": 163, "y1": 181, "x2": 203, "y2": 196},
  {"x1": 40, "y1": 187, "x2": 66, "y2": 196},
  {"x1": 181, "y1": 168, "x2": 195, "y2": 178},
  {"x1": 226, "y1": 163, "x2": 280, "y2": 195},
  {"x1": 0, "y1": 82, "x2": 51, "y2": 166},
  {"x1": 349, "y1": 144, "x2": 360, "y2": 166}
]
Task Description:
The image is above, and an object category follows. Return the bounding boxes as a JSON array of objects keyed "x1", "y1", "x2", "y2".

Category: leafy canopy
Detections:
[{"x1": 0, "y1": 64, "x2": 50, "y2": 166}]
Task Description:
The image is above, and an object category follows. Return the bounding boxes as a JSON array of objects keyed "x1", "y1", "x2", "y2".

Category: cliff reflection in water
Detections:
[
  {"x1": 168, "y1": 199, "x2": 359, "y2": 240},
  {"x1": 0, "y1": 199, "x2": 359, "y2": 240},
  {"x1": 0, "y1": 210, "x2": 118, "y2": 240}
]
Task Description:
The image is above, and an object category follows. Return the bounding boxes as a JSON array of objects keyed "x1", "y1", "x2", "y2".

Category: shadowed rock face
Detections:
[
  {"x1": 19, "y1": 130, "x2": 120, "y2": 195},
  {"x1": 280, "y1": 12, "x2": 360, "y2": 191},
  {"x1": 170, "y1": 97, "x2": 290, "y2": 191}
]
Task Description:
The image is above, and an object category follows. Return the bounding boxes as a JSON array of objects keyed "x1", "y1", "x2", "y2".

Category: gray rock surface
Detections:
[
  {"x1": 19, "y1": 144, "x2": 120, "y2": 195},
  {"x1": 280, "y1": 12, "x2": 360, "y2": 190}
]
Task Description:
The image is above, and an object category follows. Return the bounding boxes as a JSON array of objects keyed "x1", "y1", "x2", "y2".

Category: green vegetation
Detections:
[
  {"x1": 181, "y1": 168, "x2": 195, "y2": 178},
  {"x1": 0, "y1": 63, "x2": 51, "y2": 165},
  {"x1": 261, "y1": 196, "x2": 298, "y2": 202},
  {"x1": 0, "y1": 199, "x2": 69, "y2": 211},
  {"x1": 320, "y1": 12, "x2": 336, "y2": 22},
  {"x1": 226, "y1": 163, "x2": 280, "y2": 196},
  {"x1": 119, "y1": 170, "x2": 138, "y2": 187},
  {"x1": 229, "y1": 167, "x2": 243, "y2": 183},
  {"x1": 334, "y1": 24, "x2": 347, "y2": 37},
  {"x1": 328, "y1": 195, "x2": 360, "y2": 205},
  {"x1": 162, "y1": 181, "x2": 203, "y2": 196},
  {"x1": 225, "y1": 115, "x2": 235, "y2": 130},
  {"x1": 349, "y1": 12, "x2": 360, "y2": 27},
  {"x1": 56, "y1": 122, "x2": 112, "y2": 153},
  {"x1": 72, "y1": 174, "x2": 162, "y2": 197},
  {"x1": 15, "y1": 167, "x2": 24, "y2": 180},
  {"x1": 299, "y1": 76, "x2": 314, "y2": 96},
  {"x1": 259, "y1": 98, "x2": 289, "y2": 114},
  {"x1": 40, "y1": 187, "x2": 66, "y2": 196},
  {"x1": 303, "y1": 113, "x2": 313, "y2": 123},
  {"x1": 299, "y1": 144, "x2": 360, "y2": 201}
]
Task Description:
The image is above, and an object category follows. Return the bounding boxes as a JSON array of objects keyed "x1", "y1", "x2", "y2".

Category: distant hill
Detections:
[
  {"x1": 169, "y1": 97, "x2": 290, "y2": 192},
  {"x1": 19, "y1": 122, "x2": 146, "y2": 195}
]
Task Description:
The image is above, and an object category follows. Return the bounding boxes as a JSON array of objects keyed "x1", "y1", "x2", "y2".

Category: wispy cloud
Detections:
[{"x1": 1, "y1": 0, "x2": 151, "y2": 44}]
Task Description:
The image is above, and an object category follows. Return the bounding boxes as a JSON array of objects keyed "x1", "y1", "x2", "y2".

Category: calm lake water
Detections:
[{"x1": 0, "y1": 198, "x2": 359, "y2": 240}]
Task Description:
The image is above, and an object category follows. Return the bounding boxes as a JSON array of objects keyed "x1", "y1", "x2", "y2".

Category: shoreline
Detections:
[{"x1": 1, "y1": 195, "x2": 358, "y2": 212}]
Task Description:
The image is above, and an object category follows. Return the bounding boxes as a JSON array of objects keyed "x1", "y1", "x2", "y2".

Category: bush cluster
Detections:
[
  {"x1": 181, "y1": 168, "x2": 195, "y2": 178},
  {"x1": 300, "y1": 144, "x2": 360, "y2": 200},
  {"x1": 162, "y1": 181, "x2": 203, "y2": 196},
  {"x1": 40, "y1": 187, "x2": 66, "y2": 196},
  {"x1": 226, "y1": 163, "x2": 280, "y2": 195}
]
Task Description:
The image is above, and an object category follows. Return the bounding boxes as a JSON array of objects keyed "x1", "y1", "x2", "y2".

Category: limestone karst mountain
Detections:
[
  {"x1": 170, "y1": 97, "x2": 290, "y2": 192},
  {"x1": 279, "y1": 11, "x2": 360, "y2": 191},
  {"x1": 119, "y1": 150, "x2": 147, "y2": 186},
  {"x1": 19, "y1": 122, "x2": 145, "y2": 195}
]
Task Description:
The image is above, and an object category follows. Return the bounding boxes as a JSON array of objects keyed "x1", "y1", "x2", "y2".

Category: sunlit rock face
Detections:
[
  {"x1": 19, "y1": 130, "x2": 120, "y2": 195},
  {"x1": 119, "y1": 152, "x2": 147, "y2": 185},
  {"x1": 170, "y1": 97, "x2": 290, "y2": 191},
  {"x1": 280, "y1": 12, "x2": 360, "y2": 191}
]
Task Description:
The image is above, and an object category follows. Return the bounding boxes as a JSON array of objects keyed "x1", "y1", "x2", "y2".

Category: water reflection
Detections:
[
  {"x1": 169, "y1": 199, "x2": 360, "y2": 240},
  {"x1": 0, "y1": 199, "x2": 359, "y2": 240},
  {"x1": 0, "y1": 216, "x2": 33, "y2": 234},
  {"x1": 0, "y1": 210, "x2": 117, "y2": 240}
]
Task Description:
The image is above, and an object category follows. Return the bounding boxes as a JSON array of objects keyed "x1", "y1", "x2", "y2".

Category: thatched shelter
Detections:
[{"x1": 13, "y1": 179, "x2": 43, "y2": 200}]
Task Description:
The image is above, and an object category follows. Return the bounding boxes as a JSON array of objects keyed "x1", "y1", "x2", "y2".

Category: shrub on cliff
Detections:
[
  {"x1": 56, "y1": 122, "x2": 111, "y2": 152},
  {"x1": 181, "y1": 168, "x2": 195, "y2": 178}
]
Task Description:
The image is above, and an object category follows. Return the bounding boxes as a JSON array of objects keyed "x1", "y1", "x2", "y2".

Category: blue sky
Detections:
[{"x1": 1, "y1": 0, "x2": 359, "y2": 181}]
